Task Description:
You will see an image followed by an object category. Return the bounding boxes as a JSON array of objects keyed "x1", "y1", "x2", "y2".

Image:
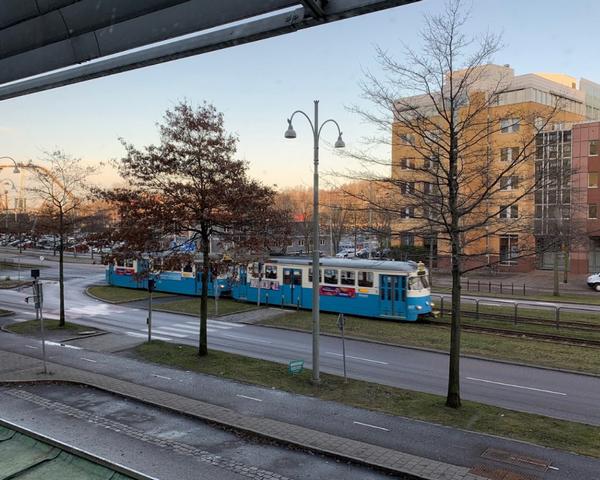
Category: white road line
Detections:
[
  {"x1": 206, "y1": 324, "x2": 233, "y2": 330},
  {"x1": 25, "y1": 345, "x2": 38, "y2": 349},
  {"x1": 466, "y1": 377, "x2": 567, "y2": 396},
  {"x1": 152, "y1": 374, "x2": 172, "y2": 380},
  {"x1": 172, "y1": 324, "x2": 201, "y2": 332},
  {"x1": 236, "y1": 394, "x2": 263, "y2": 402},
  {"x1": 326, "y1": 352, "x2": 388, "y2": 365},
  {"x1": 152, "y1": 328, "x2": 188, "y2": 338},
  {"x1": 548, "y1": 466, "x2": 559, "y2": 471},
  {"x1": 46, "y1": 341, "x2": 81, "y2": 350},
  {"x1": 187, "y1": 320, "x2": 244, "y2": 329},
  {"x1": 353, "y1": 421, "x2": 389, "y2": 432},
  {"x1": 126, "y1": 331, "x2": 171, "y2": 341},
  {"x1": 222, "y1": 334, "x2": 272, "y2": 344},
  {"x1": 81, "y1": 357, "x2": 97, "y2": 363}
]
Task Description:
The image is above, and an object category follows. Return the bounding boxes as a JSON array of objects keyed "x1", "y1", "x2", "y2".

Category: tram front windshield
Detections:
[{"x1": 408, "y1": 275, "x2": 429, "y2": 291}]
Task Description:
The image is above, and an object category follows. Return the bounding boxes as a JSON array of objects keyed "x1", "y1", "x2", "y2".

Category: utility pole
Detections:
[{"x1": 30, "y1": 269, "x2": 47, "y2": 374}]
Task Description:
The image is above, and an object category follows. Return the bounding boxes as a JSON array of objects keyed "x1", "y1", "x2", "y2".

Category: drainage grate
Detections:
[
  {"x1": 481, "y1": 448, "x2": 550, "y2": 472},
  {"x1": 470, "y1": 464, "x2": 540, "y2": 480}
]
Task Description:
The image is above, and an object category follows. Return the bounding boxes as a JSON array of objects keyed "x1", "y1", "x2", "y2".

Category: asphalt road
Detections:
[{"x1": 0, "y1": 256, "x2": 599, "y2": 428}]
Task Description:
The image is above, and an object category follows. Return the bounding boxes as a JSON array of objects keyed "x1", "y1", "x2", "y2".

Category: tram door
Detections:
[
  {"x1": 237, "y1": 266, "x2": 248, "y2": 299},
  {"x1": 283, "y1": 268, "x2": 303, "y2": 305},
  {"x1": 379, "y1": 275, "x2": 406, "y2": 318}
]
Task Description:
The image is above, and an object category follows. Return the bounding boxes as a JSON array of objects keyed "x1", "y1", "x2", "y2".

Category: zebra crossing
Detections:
[{"x1": 126, "y1": 319, "x2": 245, "y2": 342}]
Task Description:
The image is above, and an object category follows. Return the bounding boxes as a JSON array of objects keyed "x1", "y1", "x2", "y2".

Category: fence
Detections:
[{"x1": 430, "y1": 294, "x2": 600, "y2": 332}]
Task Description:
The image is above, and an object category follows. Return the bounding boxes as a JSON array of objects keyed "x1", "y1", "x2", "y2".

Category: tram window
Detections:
[
  {"x1": 358, "y1": 271, "x2": 374, "y2": 287},
  {"x1": 283, "y1": 269, "x2": 292, "y2": 285},
  {"x1": 183, "y1": 263, "x2": 193, "y2": 272},
  {"x1": 293, "y1": 269, "x2": 302, "y2": 285},
  {"x1": 308, "y1": 268, "x2": 322, "y2": 282},
  {"x1": 324, "y1": 269, "x2": 338, "y2": 285},
  {"x1": 408, "y1": 276, "x2": 428, "y2": 290},
  {"x1": 265, "y1": 265, "x2": 277, "y2": 279},
  {"x1": 341, "y1": 270, "x2": 356, "y2": 286}
]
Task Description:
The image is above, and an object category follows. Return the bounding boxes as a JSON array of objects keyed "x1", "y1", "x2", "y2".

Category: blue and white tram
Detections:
[
  {"x1": 106, "y1": 258, "x2": 230, "y2": 296},
  {"x1": 231, "y1": 257, "x2": 432, "y2": 321}
]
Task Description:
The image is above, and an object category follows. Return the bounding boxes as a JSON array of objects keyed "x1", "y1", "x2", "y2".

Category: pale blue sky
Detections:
[{"x1": 0, "y1": 0, "x2": 598, "y2": 189}]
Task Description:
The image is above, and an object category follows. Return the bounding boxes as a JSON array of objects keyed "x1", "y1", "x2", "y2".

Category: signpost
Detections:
[
  {"x1": 147, "y1": 278, "x2": 155, "y2": 342},
  {"x1": 29, "y1": 269, "x2": 47, "y2": 374},
  {"x1": 337, "y1": 313, "x2": 347, "y2": 383}
]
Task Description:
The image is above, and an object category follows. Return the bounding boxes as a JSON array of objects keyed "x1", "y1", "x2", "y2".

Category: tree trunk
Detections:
[
  {"x1": 59, "y1": 214, "x2": 65, "y2": 327},
  {"x1": 428, "y1": 235, "x2": 434, "y2": 288},
  {"x1": 553, "y1": 250, "x2": 559, "y2": 296},
  {"x1": 198, "y1": 235, "x2": 209, "y2": 356},
  {"x1": 446, "y1": 232, "x2": 461, "y2": 408}
]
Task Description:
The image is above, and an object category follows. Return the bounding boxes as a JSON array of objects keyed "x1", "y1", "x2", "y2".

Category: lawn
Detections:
[
  {"x1": 0, "y1": 279, "x2": 31, "y2": 289},
  {"x1": 6, "y1": 319, "x2": 92, "y2": 335},
  {"x1": 135, "y1": 340, "x2": 600, "y2": 458},
  {"x1": 87, "y1": 285, "x2": 172, "y2": 303},
  {"x1": 258, "y1": 310, "x2": 600, "y2": 374},
  {"x1": 156, "y1": 298, "x2": 260, "y2": 317},
  {"x1": 433, "y1": 287, "x2": 600, "y2": 306}
]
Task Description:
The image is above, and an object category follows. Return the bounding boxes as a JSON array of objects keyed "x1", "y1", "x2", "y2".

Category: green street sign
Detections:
[{"x1": 288, "y1": 359, "x2": 304, "y2": 375}]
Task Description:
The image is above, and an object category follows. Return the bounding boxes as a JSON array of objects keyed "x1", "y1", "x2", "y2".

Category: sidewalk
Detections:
[{"x1": 0, "y1": 349, "x2": 483, "y2": 480}]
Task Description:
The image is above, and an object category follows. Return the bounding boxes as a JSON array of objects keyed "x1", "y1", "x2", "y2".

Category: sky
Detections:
[{"x1": 1, "y1": 0, "x2": 599, "y2": 192}]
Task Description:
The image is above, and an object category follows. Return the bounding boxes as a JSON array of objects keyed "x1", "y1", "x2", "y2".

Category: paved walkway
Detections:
[{"x1": 0, "y1": 349, "x2": 483, "y2": 480}]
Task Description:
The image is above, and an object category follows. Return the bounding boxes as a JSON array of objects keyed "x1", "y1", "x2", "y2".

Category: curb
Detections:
[
  {"x1": 0, "y1": 417, "x2": 156, "y2": 480},
  {"x1": 253, "y1": 323, "x2": 600, "y2": 379},
  {"x1": 0, "y1": 372, "x2": 483, "y2": 480}
]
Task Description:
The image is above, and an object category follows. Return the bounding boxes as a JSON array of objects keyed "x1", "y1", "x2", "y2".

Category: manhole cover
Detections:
[
  {"x1": 481, "y1": 448, "x2": 550, "y2": 472},
  {"x1": 470, "y1": 464, "x2": 540, "y2": 480}
]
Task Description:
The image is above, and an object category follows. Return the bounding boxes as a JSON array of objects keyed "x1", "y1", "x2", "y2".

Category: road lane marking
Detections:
[
  {"x1": 326, "y1": 352, "x2": 388, "y2": 365},
  {"x1": 152, "y1": 328, "x2": 187, "y2": 338},
  {"x1": 46, "y1": 341, "x2": 81, "y2": 350},
  {"x1": 466, "y1": 377, "x2": 567, "y2": 396},
  {"x1": 353, "y1": 421, "x2": 389, "y2": 431},
  {"x1": 548, "y1": 466, "x2": 559, "y2": 471},
  {"x1": 187, "y1": 320, "x2": 244, "y2": 329},
  {"x1": 126, "y1": 331, "x2": 171, "y2": 341},
  {"x1": 222, "y1": 334, "x2": 272, "y2": 344},
  {"x1": 81, "y1": 357, "x2": 97, "y2": 363},
  {"x1": 236, "y1": 394, "x2": 263, "y2": 402},
  {"x1": 25, "y1": 345, "x2": 38, "y2": 349},
  {"x1": 152, "y1": 374, "x2": 172, "y2": 380}
]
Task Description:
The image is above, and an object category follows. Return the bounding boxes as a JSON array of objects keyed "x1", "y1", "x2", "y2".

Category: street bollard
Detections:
[
  {"x1": 440, "y1": 297, "x2": 444, "y2": 317},
  {"x1": 513, "y1": 303, "x2": 518, "y2": 325},
  {"x1": 511, "y1": 283, "x2": 514, "y2": 295},
  {"x1": 475, "y1": 299, "x2": 479, "y2": 321},
  {"x1": 500, "y1": 283, "x2": 503, "y2": 294},
  {"x1": 477, "y1": 280, "x2": 480, "y2": 292},
  {"x1": 523, "y1": 283, "x2": 526, "y2": 296},
  {"x1": 488, "y1": 281, "x2": 491, "y2": 292}
]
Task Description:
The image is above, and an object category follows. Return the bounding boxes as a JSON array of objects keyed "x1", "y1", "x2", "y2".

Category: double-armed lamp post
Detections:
[{"x1": 284, "y1": 100, "x2": 345, "y2": 383}]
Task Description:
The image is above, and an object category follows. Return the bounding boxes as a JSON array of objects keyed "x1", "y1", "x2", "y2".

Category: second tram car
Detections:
[{"x1": 231, "y1": 257, "x2": 432, "y2": 321}]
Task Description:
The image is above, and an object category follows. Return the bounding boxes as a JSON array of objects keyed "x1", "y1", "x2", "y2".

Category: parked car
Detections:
[{"x1": 587, "y1": 273, "x2": 600, "y2": 291}]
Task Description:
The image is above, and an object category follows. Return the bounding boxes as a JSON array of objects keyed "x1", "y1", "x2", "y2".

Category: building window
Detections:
[
  {"x1": 298, "y1": 239, "x2": 305, "y2": 246},
  {"x1": 499, "y1": 235, "x2": 519, "y2": 265},
  {"x1": 399, "y1": 158, "x2": 414, "y2": 169},
  {"x1": 320, "y1": 238, "x2": 326, "y2": 245},
  {"x1": 500, "y1": 147, "x2": 520, "y2": 162},
  {"x1": 500, "y1": 176, "x2": 519, "y2": 191},
  {"x1": 399, "y1": 133, "x2": 415, "y2": 144},
  {"x1": 424, "y1": 156, "x2": 436, "y2": 169},
  {"x1": 590, "y1": 140, "x2": 598, "y2": 156},
  {"x1": 358, "y1": 271, "x2": 374, "y2": 288},
  {"x1": 589, "y1": 205, "x2": 598, "y2": 219},
  {"x1": 499, "y1": 205, "x2": 519, "y2": 219},
  {"x1": 400, "y1": 207, "x2": 414, "y2": 219},
  {"x1": 501, "y1": 118, "x2": 520, "y2": 133},
  {"x1": 401, "y1": 233, "x2": 414, "y2": 246},
  {"x1": 400, "y1": 181, "x2": 415, "y2": 194},
  {"x1": 423, "y1": 182, "x2": 433, "y2": 194},
  {"x1": 340, "y1": 270, "x2": 356, "y2": 286},
  {"x1": 324, "y1": 269, "x2": 338, "y2": 285},
  {"x1": 589, "y1": 173, "x2": 599, "y2": 188}
]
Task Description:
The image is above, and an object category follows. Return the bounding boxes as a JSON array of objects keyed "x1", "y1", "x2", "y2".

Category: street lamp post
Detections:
[
  {"x1": 0, "y1": 156, "x2": 21, "y2": 174},
  {"x1": 285, "y1": 100, "x2": 345, "y2": 383}
]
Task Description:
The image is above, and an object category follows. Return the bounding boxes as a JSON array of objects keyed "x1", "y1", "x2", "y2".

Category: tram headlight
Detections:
[
  {"x1": 430, "y1": 302, "x2": 435, "y2": 307},
  {"x1": 416, "y1": 305, "x2": 423, "y2": 310}
]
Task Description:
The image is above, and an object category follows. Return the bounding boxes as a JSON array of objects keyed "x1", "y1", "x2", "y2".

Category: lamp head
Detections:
[
  {"x1": 334, "y1": 133, "x2": 345, "y2": 149},
  {"x1": 12, "y1": 166, "x2": 19, "y2": 174},
  {"x1": 284, "y1": 119, "x2": 296, "y2": 139}
]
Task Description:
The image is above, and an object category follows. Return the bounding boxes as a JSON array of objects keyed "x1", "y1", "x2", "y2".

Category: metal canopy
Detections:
[{"x1": 0, "y1": 0, "x2": 419, "y2": 101}]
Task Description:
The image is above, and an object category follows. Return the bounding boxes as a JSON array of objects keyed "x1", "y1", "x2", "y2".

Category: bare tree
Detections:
[
  {"x1": 344, "y1": 0, "x2": 560, "y2": 408},
  {"x1": 29, "y1": 150, "x2": 95, "y2": 327}
]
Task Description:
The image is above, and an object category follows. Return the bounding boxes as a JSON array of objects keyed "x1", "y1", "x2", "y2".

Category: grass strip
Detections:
[
  {"x1": 433, "y1": 287, "x2": 600, "y2": 306},
  {"x1": 0, "y1": 279, "x2": 31, "y2": 289},
  {"x1": 135, "y1": 341, "x2": 600, "y2": 458},
  {"x1": 258, "y1": 311, "x2": 600, "y2": 374},
  {"x1": 87, "y1": 286, "x2": 172, "y2": 303},
  {"x1": 0, "y1": 261, "x2": 47, "y2": 271},
  {"x1": 6, "y1": 319, "x2": 92, "y2": 335},
  {"x1": 156, "y1": 298, "x2": 260, "y2": 317}
]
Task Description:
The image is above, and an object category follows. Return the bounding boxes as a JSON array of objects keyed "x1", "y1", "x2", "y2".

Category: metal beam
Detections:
[{"x1": 0, "y1": 0, "x2": 419, "y2": 100}]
